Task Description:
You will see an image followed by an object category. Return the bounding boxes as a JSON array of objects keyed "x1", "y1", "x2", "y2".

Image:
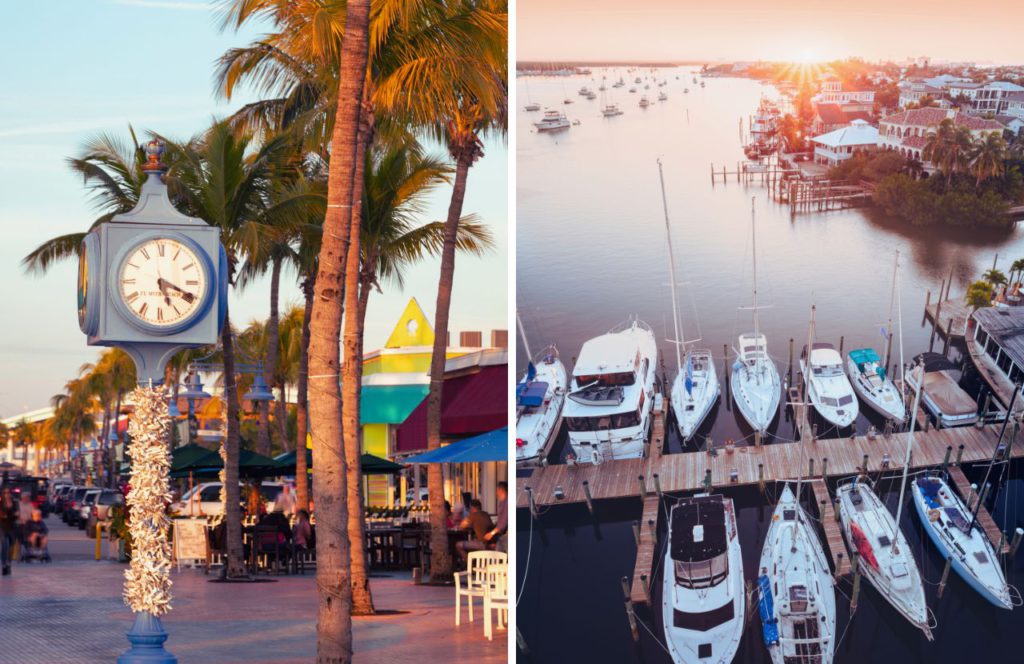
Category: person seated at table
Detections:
[
  {"x1": 23, "y1": 509, "x2": 48, "y2": 550},
  {"x1": 293, "y1": 509, "x2": 314, "y2": 550},
  {"x1": 444, "y1": 501, "x2": 455, "y2": 529},
  {"x1": 484, "y1": 482, "x2": 508, "y2": 553},
  {"x1": 455, "y1": 499, "x2": 493, "y2": 561},
  {"x1": 257, "y1": 509, "x2": 292, "y2": 545}
]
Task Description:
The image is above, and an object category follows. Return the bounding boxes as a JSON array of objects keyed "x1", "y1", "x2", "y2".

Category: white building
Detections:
[
  {"x1": 815, "y1": 75, "x2": 875, "y2": 113},
  {"x1": 1004, "y1": 92, "x2": 1024, "y2": 120},
  {"x1": 948, "y1": 81, "x2": 1024, "y2": 115},
  {"x1": 811, "y1": 119, "x2": 879, "y2": 166},
  {"x1": 877, "y1": 108, "x2": 1005, "y2": 167},
  {"x1": 898, "y1": 80, "x2": 946, "y2": 108}
]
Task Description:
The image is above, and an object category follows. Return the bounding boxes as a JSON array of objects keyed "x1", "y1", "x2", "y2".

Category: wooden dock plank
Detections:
[
  {"x1": 925, "y1": 298, "x2": 969, "y2": 340},
  {"x1": 946, "y1": 466, "x2": 1010, "y2": 554},
  {"x1": 630, "y1": 494, "x2": 662, "y2": 604},
  {"x1": 810, "y1": 479, "x2": 850, "y2": 576},
  {"x1": 518, "y1": 424, "x2": 1015, "y2": 508}
]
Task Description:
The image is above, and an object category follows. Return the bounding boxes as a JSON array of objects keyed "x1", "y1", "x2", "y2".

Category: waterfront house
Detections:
[
  {"x1": 811, "y1": 104, "x2": 872, "y2": 135},
  {"x1": 948, "y1": 81, "x2": 1024, "y2": 115},
  {"x1": 877, "y1": 108, "x2": 1005, "y2": 167},
  {"x1": 898, "y1": 80, "x2": 947, "y2": 108},
  {"x1": 811, "y1": 119, "x2": 879, "y2": 167},
  {"x1": 815, "y1": 75, "x2": 875, "y2": 113},
  {"x1": 1004, "y1": 92, "x2": 1024, "y2": 120}
]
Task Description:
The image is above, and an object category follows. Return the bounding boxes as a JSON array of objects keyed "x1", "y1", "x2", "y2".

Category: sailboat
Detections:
[
  {"x1": 515, "y1": 314, "x2": 567, "y2": 468},
  {"x1": 757, "y1": 485, "x2": 836, "y2": 664},
  {"x1": 662, "y1": 494, "x2": 745, "y2": 664},
  {"x1": 911, "y1": 387, "x2": 1019, "y2": 609},
  {"x1": 523, "y1": 77, "x2": 541, "y2": 112},
  {"x1": 657, "y1": 160, "x2": 719, "y2": 442},
  {"x1": 847, "y1": 252, "x2": 906, "y2": 423},
  {"x1": 731, "y1": 198, "x2": 781, "y2": 435},
  {"x1": 835, "y1": 368, "x2": 933, "y2": 639}
]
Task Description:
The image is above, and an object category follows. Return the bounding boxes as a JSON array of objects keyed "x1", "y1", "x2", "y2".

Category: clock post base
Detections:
[{"x1": 118, "y1": 611, "x2": 177, "y2": 664}]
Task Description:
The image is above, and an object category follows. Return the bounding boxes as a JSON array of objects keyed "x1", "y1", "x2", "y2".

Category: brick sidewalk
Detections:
[{"x1": 0, "y1": 519, "x2": 507, "y2": 663}]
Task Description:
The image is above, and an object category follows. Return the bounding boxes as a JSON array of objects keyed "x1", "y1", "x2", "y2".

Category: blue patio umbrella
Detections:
[{"x1": 403, "y1": 427, "x2": 509, "y2": 464}]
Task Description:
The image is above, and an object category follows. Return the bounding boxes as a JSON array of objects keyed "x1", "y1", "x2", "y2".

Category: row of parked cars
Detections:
[{"x1": 49, "y1": 483, "x2": 124, "y2": 534}]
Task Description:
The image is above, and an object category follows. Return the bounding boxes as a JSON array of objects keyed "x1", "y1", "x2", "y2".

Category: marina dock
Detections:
[
  {"x1": 923, "y1": 295, "x2": 969, "y2": 343},
  {"x1": 810, "y1": 478, "x2": 850, "y2": 576},
  {"x1": 517, "y1": 422, "x2": 1013, "y2": 510}
]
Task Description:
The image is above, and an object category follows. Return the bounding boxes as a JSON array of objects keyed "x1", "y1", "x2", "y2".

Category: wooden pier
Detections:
[
  {"x1": 781, "y1": 179, "x2": 873, "y2": 215},
  {"x1": 810, "y1": 478, "x2": 850, "y2": 576},
  {"x1": 628, "y1": 393, "x2": 667, "y2": 605},
  {"x1": 946, "y1": 466, "x2": 1010, "y2": 554},
  {"x1": 517, "y1": 423, "x2": 1016, "y2": 510},
  {"x1": 923, "y1": 296, "x2": 969, "y2": 343}
]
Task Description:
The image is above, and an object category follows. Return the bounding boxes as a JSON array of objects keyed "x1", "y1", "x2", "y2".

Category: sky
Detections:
[
  {"x1": 518, "y1": 0, "x2": 1024, "y2": 65},
  {"x1": 0, "y1": 1, "x2": 507, "y2": 417}
]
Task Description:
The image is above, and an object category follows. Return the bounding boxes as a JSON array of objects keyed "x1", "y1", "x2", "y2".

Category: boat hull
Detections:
[
  {"x1": 846, "y1": 357, "x2": 905, "y2": 422},
  {"x1": 730, "y1": 360, "x2": 780, "y2": 434},
  {"x1": 515, "y1": 356, "x2": 567, "y2": 468},
  {"x1": 911, "y1": 476, "x2": 1012, "y2": 609},
  {"x1": 671, "y1": 358, "x2": 720, "y2": 442}
]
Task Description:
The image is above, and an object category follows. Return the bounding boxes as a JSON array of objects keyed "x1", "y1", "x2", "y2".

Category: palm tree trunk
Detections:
[
  {"x1": 258, "y1": 255, "x2": 284, "y2": 456},
  {"x1": 344, "y1": 112, "x2": 374, "y2": 616},
  {"x1": 308, "y1": 0, "x2": 370, "y2": 658},
  {"x1": 220, "y1": 308, "x2": 247, "y2": 578},
  {"x1": 295, "y1": 276, "x2": 314, "y2": 512},
  {"x1": 426, "y1": 154, "x2": 473, "y2": 583}
]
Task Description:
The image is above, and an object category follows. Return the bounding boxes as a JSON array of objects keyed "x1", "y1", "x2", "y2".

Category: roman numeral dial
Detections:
[{"x1": 118, "y1": 237, "x2": 208, "y2": 329}]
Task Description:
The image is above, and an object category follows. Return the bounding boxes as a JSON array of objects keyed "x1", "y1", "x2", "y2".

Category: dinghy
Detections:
[
  {"x1": 758, "y1": 484, "x2": 836, "y2": 664},
  {"x1": 663, "y1": 494, "x2": 745, "y2": 664}
]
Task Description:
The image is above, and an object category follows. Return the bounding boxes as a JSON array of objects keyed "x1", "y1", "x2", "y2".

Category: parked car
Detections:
[
  {"x1": 78, "y1": 489, "x2": 102, "y2": 529},
  {"x1": 62, "y1": 487, "x2": 90, "y2": 525},
  {"x1": 84, "y1": 489, "x2": 125, "y2": 534},
  {"x1": 50, "y1": 483, "x2": 72, "y2": 513},
  {"x1": 173, "y1": 481, "x2": 285, "y2": 516}
]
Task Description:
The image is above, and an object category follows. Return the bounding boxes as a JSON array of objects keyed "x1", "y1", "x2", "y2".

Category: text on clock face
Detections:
[{"x1": 119, "y1": 239, "x2": 206, "y2": 326}]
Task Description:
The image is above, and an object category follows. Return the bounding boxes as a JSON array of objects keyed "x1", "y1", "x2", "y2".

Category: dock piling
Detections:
[
  {"x1": 620, "y1": 576, "x2": 639, "y2": 642},
  {"x1": 526, "y1": 486, "x2": 537, "y2": 519},
  {"x1": 942, "y1": 446, "x2": 952, "y2": 471},
  {"x1": 834, "y1": 552, "x2": 844, "y2": 583},
  {"x1": 724, "y1": 344, "x2": 730, "y2": 383},
  {"x1": 653, "y1": 473, "x2": 662, "y2": 500},
  {"x1": 638, "y1": 475, "x2": 648, "y2": 497},
  {"x1": 821, "y1": 457, "x2": 828, "y2": 478},
  {"x1": 850, "y1": 551, "x2": 861, "y2": 613},
  {"x1": 516, "y1": 628, "x2": 530, "y2": 656},
  {"x1": 788, "y1": 338, "x2": 794, "y2": 383},
  {"x1": 582, "y1": 480, "x2": 594, "y2": 515},
  {"x1": 641, "y1": 573, "x2": 650, "y2": 602},
  {"x1": 943, "y1": 319, "x2": 953, "y2": 355},
  {"x1": 938, "y1": 556, "x2": 953, "y2": 599},
  {"x1": 968, "y1": 483, "x2": 978, "y2": 510},
  {"x1": 809, "y1": 457, "x2": 815, "y2": 476},
  {"x1": 979, "y1": 482, "x2": 991, "y2": 511},
  {"x1": 862, "y1": 453, "x2": 869, "y2": 473},
  {"x1": 1010, "y1": 528, "x2": 1023, "y2": 557},
  {"x1": 703, "y1": 469, "x2": 712, "y2": 492},
  {"x1": 758, "y1": 463, "x2": 765, "y2": 494},
  {"x1": 839, "y1": 335, "x2": 844, "y2": 356},
  {"x1": 631, "y1": 521, "x2": 641, "y2": 547},
  {"x1": 923, "y1": 290, "x2": 931, "y2": 326}
]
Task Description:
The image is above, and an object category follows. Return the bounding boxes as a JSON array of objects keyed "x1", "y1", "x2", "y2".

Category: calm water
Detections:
[{"x1": 516, "y1": 68, "x2": 1024, "y2": 662}]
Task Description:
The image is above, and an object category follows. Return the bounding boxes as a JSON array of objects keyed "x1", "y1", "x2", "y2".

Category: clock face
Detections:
[{"x1": 117, "y1": 237, "x2": 209, "y2": 329}]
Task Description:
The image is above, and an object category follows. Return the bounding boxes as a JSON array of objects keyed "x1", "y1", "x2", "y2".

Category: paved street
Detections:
[{"x1": 0, "y1": 518, "x2": 507, "y2": 663}]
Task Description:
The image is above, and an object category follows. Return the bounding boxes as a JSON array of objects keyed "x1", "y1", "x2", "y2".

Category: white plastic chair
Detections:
[
  {"x1": 454, "y1": 550, "x2": 507, "y2": 625},
  {"x1": 483, "y1": 563, "x2": 509, "y2": 640}
]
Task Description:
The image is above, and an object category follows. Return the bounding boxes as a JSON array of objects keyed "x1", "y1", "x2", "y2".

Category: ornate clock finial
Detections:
[{"x1": 141, "y1": 139, "x2": 167, "y2": 174}]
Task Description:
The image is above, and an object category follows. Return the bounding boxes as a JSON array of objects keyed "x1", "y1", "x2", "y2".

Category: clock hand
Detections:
[
  {"x1": 156, "y1": 278, "x2": 172, "y2": 306},
  {"x1": 160, "y1": 278, "x2": 197, "y2": 304}
]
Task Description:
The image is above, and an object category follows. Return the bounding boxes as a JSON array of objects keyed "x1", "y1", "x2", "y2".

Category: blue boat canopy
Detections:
[
  {"x1": 403, "y1": 427, "x2": 508, "y2": 463},
  {"x1": 849, "y1": 348, "x2": 880, "y2": 365},
  {"x1": 516, "y1": 381, "x2": 549, "y2": 407},
  {"x1": 758, "y1": 575, "x2": 780, "y2": 647}
]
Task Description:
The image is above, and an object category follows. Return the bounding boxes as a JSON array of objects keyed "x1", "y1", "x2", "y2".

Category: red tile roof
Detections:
[
  {"x1": 902, "y1": 135, "x2": 929, "y2": 149},
  {"x1": 816, "y1": 104, "x2": 872, "y2": 126},
  {"x1": 881, "y1": 108, "x2": 1004, "y2": 131}
]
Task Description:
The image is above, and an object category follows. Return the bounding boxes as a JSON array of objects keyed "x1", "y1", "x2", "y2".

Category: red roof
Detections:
[
  {"x1": 817, "y1": 104, "x2": 872, "y2": 127},
  {"x1": 902, "y1": 135, "x2": 929, "y2": 149},
  {"x1": 881, "y1": 108, "x2": 1004, "y2": 131},
  {"x1": 395, "y1": 364, "x2": 507, "y2": 454}
]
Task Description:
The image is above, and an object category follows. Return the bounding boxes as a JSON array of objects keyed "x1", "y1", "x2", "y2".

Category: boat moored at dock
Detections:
[
  {"x1": 758, "y1": 484, "x2": 836, "y2": 664},
  {"x1": 515, "y1": 345, "x2": 567, "y2": 468},
  {"x1": 847, "y1": 348, "x2": 905, "y2": 422},
  {"x1": 663, "y1": 494, "x2": 745, "y2": 664},
  {"x1": 564, "y1": 319, "x2": 657, "y2": 463},
  {"x1": 906, "y1": 352, "x2": 979, "y2": 428},
  {"x1": 801, "y1": 341, "x2": 859, "y2": 429}
]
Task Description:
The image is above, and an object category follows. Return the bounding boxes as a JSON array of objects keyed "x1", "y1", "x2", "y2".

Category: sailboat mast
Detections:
[
  {"x1": 751, "y1": 197, "x2": 760, "y2": 352},
  {"x1": 892, "y1": 356, "x2": 924, "y2": 552},
  {"x1": 516, "y1": 310, "x2": 534, "y2": 363},
  {"x1": 884, "y1": 251, "x2": 898, "y2": 371},
  {"x1": 657, "y1": 159, "x2": 684, "y2": 374},
  {"x1": 796, "y1": 303, "x2": 816, "y2": 504}
]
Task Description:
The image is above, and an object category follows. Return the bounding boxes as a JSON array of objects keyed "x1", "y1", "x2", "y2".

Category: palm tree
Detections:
[
  {"x1": 924, "y1": 119, "x2": 974, "y2": 188},
  {"x1": 970, "y1": 131, "x2": 1009, "y2": 189},
  {"x1": 1010, "y1": 259, "x2": 1024, "y2": 287},
  {"x1": 983, "y1": 268, "x2": 1007, "y2": 287},
  {"x1": 22, "y1": 129, "x2": 149, "y2": 273},
  {"x1": 161, "y1": 120, "x2": 320, "y2": 579},
  {"x1": 967, "y1": 280, "x2": 994, "y2": 310},
  {"x1": 13, "y1": 420, "x2": 35, "y2": 472}
]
